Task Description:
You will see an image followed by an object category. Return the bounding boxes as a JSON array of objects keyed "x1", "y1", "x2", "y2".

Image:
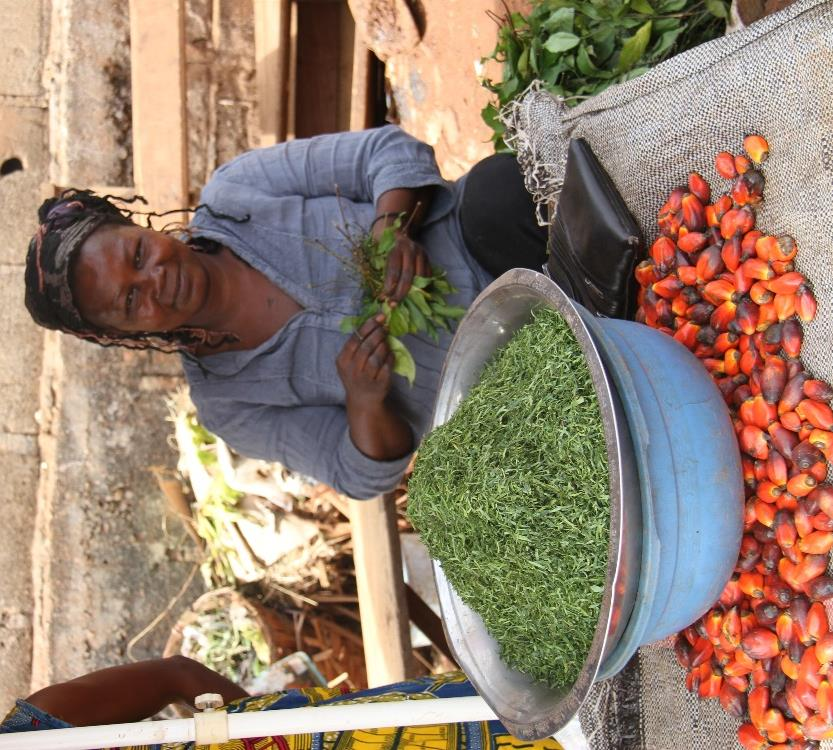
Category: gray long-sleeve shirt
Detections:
[{"x1": 182, "y1": 126, "x2": 492, "y2": 499}]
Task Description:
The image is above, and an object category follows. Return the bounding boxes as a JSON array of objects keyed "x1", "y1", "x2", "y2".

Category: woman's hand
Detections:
[
  {"x1": 337, "y1": 314, "x2": 394, "y2": 406},
  {"x1": 382, "y1": 231, "x2": 432, "y2": 303}
]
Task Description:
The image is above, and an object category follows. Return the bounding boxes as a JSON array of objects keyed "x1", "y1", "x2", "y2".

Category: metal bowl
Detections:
[{"x1": 429, "y1": 269, "x2": 642, "y2": 739}]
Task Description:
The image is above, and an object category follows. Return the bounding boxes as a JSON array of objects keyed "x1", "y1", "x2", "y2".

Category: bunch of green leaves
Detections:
[
  {"x1": 339, "y1": 218, "x2": 465, "y2": 384},
  {"x1": 181, "y1": 602, "x2": 271, "y2": 684},
  {"x1": 408, "y1": 306, "x2": 610, "y2": 688},
  {"x1": 482, "y1": 0, "x2": 730, "y2": 151}
]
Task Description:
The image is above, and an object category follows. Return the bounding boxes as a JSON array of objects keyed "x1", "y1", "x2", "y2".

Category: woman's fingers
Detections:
[
  {"x1": 383, "y1": 246, "x2": 402, "y2": 299},
  {"x1": 391, "y1": 246, "x2": 414, "y2": 302}
]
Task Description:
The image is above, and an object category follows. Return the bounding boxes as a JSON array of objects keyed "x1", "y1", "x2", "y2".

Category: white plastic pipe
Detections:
[{"x1": 0, "y1": 695, "x2": 499, "y2": 750}]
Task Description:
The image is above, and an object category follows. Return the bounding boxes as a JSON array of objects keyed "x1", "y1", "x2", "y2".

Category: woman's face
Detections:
[{"x1": 71, "y1": 224, "x2": 211, "y2": 333}]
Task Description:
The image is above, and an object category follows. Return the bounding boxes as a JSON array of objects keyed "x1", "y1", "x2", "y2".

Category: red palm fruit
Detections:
[
  {"x1": 690, "y1": 636, "x2": 714, "y2": 667},
  {"x1": 754, "y1": 457, "x2": 768, "y2": 482},
  {"x1": 771, "y1": 235, "x2": 798, "y2": 263},
  {"x1": 695, "y1": 324, "x2": 719, "y2": 346},
  {"x1": 724, "y1": 348, "x2": 741, "y2": 376},
  {"x1": 806, "y1": 602, "x2": 828, "y2": 642},
  {"x1": 699, "y1": 664, "x2": 723, "y2": 699},
  {"x1": 739, "y1": 534, "x2": 762, "y2": 566},
  {"x1": 687, "y1": 172, "x2": 711, "y2": 203},
  {"x1": 779, "y1": 372, "x2": 809, "y2": 415},
  {"x1": 768, "y1": 421, "x2": 798, "y2": 459},
  {"x1": 742, "y1": 257, "x2": 775, "y2": 281},
  {"x1": 658, "y1": 210, "x2": 683, "y2": 239},
  {"x1": 796, "y1": 285, "x2": 817, "y2": 323},
  {"x1": 797, "y1": 399, "x2": 833, "y2": 431},
  {"x1": 731, "y1": 176, "x2": 753, "y2": 206},
  {"x1": 704, "y1": 203, "x2": 719, "y2": 228},
  {"x1": 799, "y1": 530, "x2": 833, "y2": 555},
  {"x1": 736, "y1": 298, "x2": 760, "y2": 335},
  {"x1": 741, "y1": 425, "x2": 770, "y2": 460},
  {"x1": 725, "y1": 649, "x2": 757, "y2": 677},
  {"x1": 768, "y1": 271, "x2": 806, "y2": 296},
  {"x1": 711, "y1": 302, "x2": 739, "y2": 334},
  {"x1": 744, "y1": 134, "x2": 770, "y2": 164},
  {"x1": 787, "y1": 356, "x2": 804, "y2": 378},
  {"x1": 677, "y1": 265, "x2": 698, "y2": 286},
  {"x1": 779, "y1": 411, "x2": 802, "y2": 432},
  {"x1": 761, "y1": 541, "x2": 781, "y2": 572},
  {"x1": 713, "y1": 331, "x2": 739, "y2": 355},
  {"x1": 743, "y1": 229, "x2": 764, "y2": 259},
  {"x1": 742, "y1": 396, "x2": 777, "y2": 429},
  {"x1": 819, "y1": 680, "x2": 833, "y2": 724},
  {"x1": 779, "y1": 557, "x2": 801, "y2": 588},
  {"x1": 792, "y1": 440, "x2": 825, "y2": 470},
  {"x1": 787, "y1": 473, "x2": 818, "y2": 498},
  {"x1": 720, "y1": 578, "x2": 744, "y2": 608},
  {"x1": 761, "y1": 356, "x2": 788, "y2": 403},
  {"x1": 749, "y1": 280, "x2": 774, "y2": 305},
  {"x1": 684, "y1": 667, "x2": 700, "y2": 693},
  {"x1": 703, "y1": 278, "x2": 739, "y2": 305},
  {"x1": 806, "y1": 576, "x2": 833, "y2": 601},
  {"x1": 761, "y1": 708, "x2": 787, "y2": 743},
  {"x1": 681, "y1": 193, "x2": 706, "y2": 231},
  {"x1": 791, "y1": 596, "x2": 811, "y2": 632},
  {"x1": 658, "y1": 186, "x2": 687, "y2": 216},
  {"x1": 748, "y1": 684, "x2": 770, "y2": 728},
  {"x1": 809, "y1": 462, "x2": 828, "y2": 484},
  {"x1": 773, "y1": 292, "x2": 796, "y2": 321},
  {"x1": 734, "y1": 154, "x2": 753, "y2": 175},
  {"x1": 740, "y1": 570, "x2": 766, "y2": 598},
  {"x1": 794, "y1": 502, "x2": 815, "y2": 538},
  {"x1": 766, "y1": 449, "x2": 788, "y2": 486},
  {"x1": 743, "y1": 628, "x2": 781, "y2": 659},
  {"x1": 671, "y1": 293, "x2": 690, "y2": 318},
  {"x1": 652, "y1": 276, "x2": 683, "y2": 300},
  {"x1": 695, "y1": 244, "x2": 724, "y2": 283},
  {"x1": 774, "y1": 510, "x2": 797, "y2": 549},
  {"x1": 776, "y1": 492, "x2": 798, "y2": 512},
  {"x1": 737, "y1": 724, "x2": 768, "y2": 750},
  {"x1": 722, "y1": 207, "x2": 755, "y2": 239},
  {"x1": 786, "y1": 679, "x2": 812, "y2": 722},
  {"x1": 771, "y1": 260, "x2": 794, "y2": 275},
  {"x1": 650, "y1": 236, "x2": 676, "y2": 267},
  {"x1": 781, "y1": 652, "x2": 800, "y2": 680},
  {"x1": 752, "y1": 521, "x2": 776, "y2": 544},
  {"x1": 674, "y1": 634, "x2": 693, "y2": 668},
  {"x1": 776, "y1": 610, "x2": 795, "y2": 646},
  {"x1": 804, "y1": 379, "x2": 833, "y2": 402},
  {"x1": 678, "y1": 231, "x2": 708, "y2": 254},
  {"x1": 722, "y1": 606, "x2": 742, "y2": 646},
  {"x1": 755, "y1": 601, "x2": 780, "y2": 627},
  {"x1": 634, "y1": 259, "x2": 660, "y2": 287},
  {"x1": 674, "y1": 321, "x2": 702, "y2": 350},
  {"x1": 812, "y1": 512, "x2": 833, "y2": 531},
  {"x1": 781, "y1": 319, "x2": 803, "y2": 359},
  {"x1": 705, "y1": 609, "x2": 724, "y2": 645},
  {"x1": 703, "y1": 357, "x2": 726, "y2": 375},
  {"x1": 810, "y1": 483, "x2": 833, "y2": 517},
  {"x1": 716, "y1": 151, "x2": 738, "y2": 179},
  {"x1": 795, "y1": 554, "x2": 828, "y2": 584},
  {"x1": 719, "y1": 680, "x2": 746, "y2": 718},
  {"x1": 799, "y1": 645, "x2": 823, "y2": 688},
  {"x1": 809, "y1": 431, "x2": 833, "y2": 462},
  {"x1": 815, "y1": 633, "x2": 833, "y2": 665},
  {"x1": 757, "y1": 480, "x2": 782, "y2": 502},
  {"x1": 740, "y1": 350, "x2": 762, "y2": 378},
  {"x1": 763, "y1": 322, "x2": 783, "y2": 350},
  {"x1": 683, "y1": 625, "x2": 699, "y2": 646},
  {"x1": 765, "y1": 575, "x2": 794, "y2": 608},
  {"x1": 744, "y1": 500, "x2": 758, "y2": 530},
  {"x1": 721, "y1": 235, "x2": 742, "y2": 271},
  {"x1": 754, "y1": 234, "x2": 778, "y2": 262}
]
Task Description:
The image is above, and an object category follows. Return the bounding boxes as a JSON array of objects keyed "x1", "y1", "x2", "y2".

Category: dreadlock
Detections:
[{"x1": 24, "y1": 189, "x2": 248, "y2": 355}]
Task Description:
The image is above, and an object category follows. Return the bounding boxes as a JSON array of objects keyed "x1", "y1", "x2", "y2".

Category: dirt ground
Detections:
[{"x1": 377, "y1": 0, "x2": 532, "y2": 178}]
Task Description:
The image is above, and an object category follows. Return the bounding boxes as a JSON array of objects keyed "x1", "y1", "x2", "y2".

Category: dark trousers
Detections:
[{"x1": 459, "y1": 154, "x2": 548, "y2": 278}]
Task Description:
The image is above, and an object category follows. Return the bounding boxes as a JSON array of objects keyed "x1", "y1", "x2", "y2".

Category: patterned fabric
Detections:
[{"x1": 0, "y1": 673, "x2": 563, "y2": 750}]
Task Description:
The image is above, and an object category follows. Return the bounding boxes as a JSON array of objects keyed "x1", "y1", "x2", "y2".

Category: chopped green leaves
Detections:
[
  {"x1": 408, "y1": 307, "x2": 611, "y2": 688},
  {"x1": 480, "y1": 0, "x2": 730, "y2": 150}
]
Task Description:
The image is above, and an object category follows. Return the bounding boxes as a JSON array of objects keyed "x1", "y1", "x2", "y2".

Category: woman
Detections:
[
  {"x1": 25, "y1": 126, "x2": 548, "y2": 499},
  {"x1": 1, "y1": 656, "x2": 563, "y2": 750}
]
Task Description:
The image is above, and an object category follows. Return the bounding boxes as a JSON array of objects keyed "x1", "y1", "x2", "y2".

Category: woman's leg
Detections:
[{"x1": 459, "y1": 154, "x2": 548, "y2": 278}]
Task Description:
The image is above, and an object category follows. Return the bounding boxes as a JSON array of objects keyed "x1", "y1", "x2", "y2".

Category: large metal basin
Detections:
[{"x1": 429, "y1": 269, "x2": 743, "y2": 739}]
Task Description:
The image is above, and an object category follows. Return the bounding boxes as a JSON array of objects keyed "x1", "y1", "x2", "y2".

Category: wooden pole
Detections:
[
  {"x1": 129, "y1": 0, "x2": 189, "y2": 216},
  {"x1": 350, "y1": 494, "x2": 414, "y2": 685},
  {"x1": 254, "y1": 0, "x2": 291, "y2": 146}
]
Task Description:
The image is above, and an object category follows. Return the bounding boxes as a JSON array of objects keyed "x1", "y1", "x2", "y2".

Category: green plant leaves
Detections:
[
  {"x1": 388, "y1": 335, "x2": 416, "y2": 384},
  {"x1": 617, "y1": 20, "x2": 652, "y2": 73},
  {"x1": 480, "y1": 0, "x2": 729, "y2": 150}
]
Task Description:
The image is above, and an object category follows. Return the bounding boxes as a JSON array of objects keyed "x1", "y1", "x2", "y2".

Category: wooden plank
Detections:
[
  {"x1": 129, "y1": 0, "x2": 188, "y2": 217},
  {"x1": 254, "y1": 0, "x2": 291, "y2": 146},
  {"x1": 404, "y1": 584, "x2": 455, "y2": 663},
  {"x1": 349, "y1": 40, "x2": 372, "y2": 131},
  {"x1": 350, "y1": 494, "x2": 413, "y2": 685}
]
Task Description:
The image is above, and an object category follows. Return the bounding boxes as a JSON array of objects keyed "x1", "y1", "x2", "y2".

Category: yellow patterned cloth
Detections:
[{"x1": 1, "y1": 672, "x2": 563, "y2": 750}]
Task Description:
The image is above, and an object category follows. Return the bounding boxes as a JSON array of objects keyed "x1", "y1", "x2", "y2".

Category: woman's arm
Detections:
[{"x1": 25, "y1": 656, "x2": 248, "y2": 727}]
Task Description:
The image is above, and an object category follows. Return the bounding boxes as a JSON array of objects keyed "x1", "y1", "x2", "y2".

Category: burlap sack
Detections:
[{"x1": 502, "y1": 1, "x2": 833, "y2": 747}]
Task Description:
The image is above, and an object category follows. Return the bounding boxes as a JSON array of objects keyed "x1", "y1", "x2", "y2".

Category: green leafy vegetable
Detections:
[
  {"x1": 481, "y1": 0, "x2": 730, "y2": 150},
  {"x1": 338, "y1": 218, "x2": 466, "y2": 385},
  {"x1": 408, "y1": 307, "x2": 610, "y2": 688}
]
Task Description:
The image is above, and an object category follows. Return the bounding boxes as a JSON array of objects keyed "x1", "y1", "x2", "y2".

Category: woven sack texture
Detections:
[{"x1": 502, "y1": 1, "x2": 833, "y2": 748}]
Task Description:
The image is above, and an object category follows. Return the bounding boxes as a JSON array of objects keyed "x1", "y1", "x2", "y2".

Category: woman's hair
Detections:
[{"x1": 24, "y1": 189, "x2": 241, "y2": 354}]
